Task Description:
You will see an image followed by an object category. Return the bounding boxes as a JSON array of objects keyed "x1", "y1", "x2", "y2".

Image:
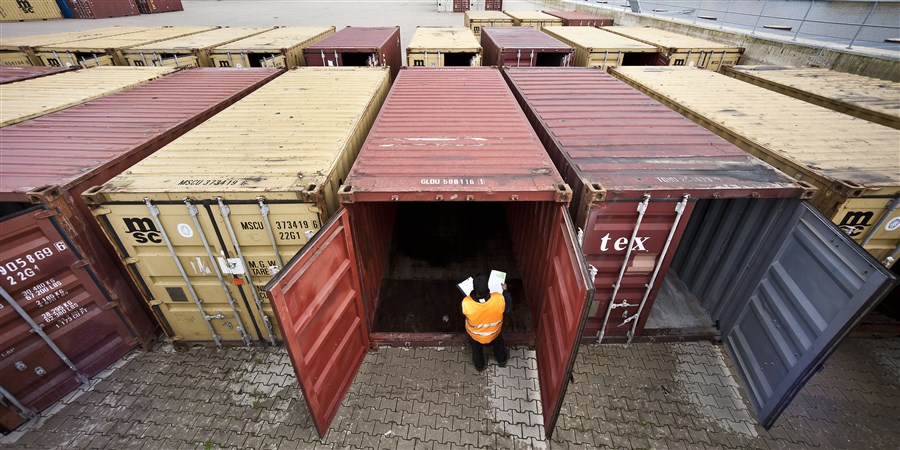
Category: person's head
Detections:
[{"x1": 471, "y1": 273, "x2": 490, "y2": 303}]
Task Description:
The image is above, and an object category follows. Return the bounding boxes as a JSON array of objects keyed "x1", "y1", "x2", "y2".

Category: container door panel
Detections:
[
  {"x1": 265, "y1": 208, "x2": 367, "y2": 438},
  {"x1": 724, "y1": 202, "x2": 896, "y2": 429}
]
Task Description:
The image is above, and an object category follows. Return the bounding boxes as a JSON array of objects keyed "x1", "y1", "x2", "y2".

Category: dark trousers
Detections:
[{"x1": 468, "y1": 334, "x2": 507, "y2": 371}]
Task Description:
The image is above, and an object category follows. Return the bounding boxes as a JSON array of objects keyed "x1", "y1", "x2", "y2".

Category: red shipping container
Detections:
[
  {"x1": 0, "y1": 68, "x2": 280, "y2": 432},
  {"x1": 481, "y1": 26, "x2": 573, "y2": 67},
  {"x1": 135, "y1": 0, "x2": 183, "y2": 14},
  {"x1": 453, "y1": 0, "x2": 467, "y2": 12},
  {"x1": 485, "y1": 0, "x2": 502, "y2": 11},
  {"x1": 304, "y1": 27, "x2": 402, "y2": 81},
  {"x1": 543, "y1": 10, "x2": 614, "y2": 26},
  {"x1": 65, "y1": 0, "x2": 139, "y2": 19},
  {"x1": 0, "y1": 66, "x2": 72, "y2": 84}
]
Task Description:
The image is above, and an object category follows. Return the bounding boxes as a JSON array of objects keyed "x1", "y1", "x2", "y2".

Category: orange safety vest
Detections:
[{"x1": 462, "y1": 292, "x2": 505, "y2": 344}]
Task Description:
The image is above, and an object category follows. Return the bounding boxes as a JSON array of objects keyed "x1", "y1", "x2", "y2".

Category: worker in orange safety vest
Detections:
[{"x1": 462, "y1": 273, "x2": 512, "y2": 372}]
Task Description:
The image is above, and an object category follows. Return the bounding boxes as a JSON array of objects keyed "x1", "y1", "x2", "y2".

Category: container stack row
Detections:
[{"x1": 0, "y1": 0, "x2": 184, "y2": 22}]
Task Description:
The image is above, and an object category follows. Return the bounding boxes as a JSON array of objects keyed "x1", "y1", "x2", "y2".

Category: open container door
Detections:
[
  {"x1": 511, "y1": 204, "x2": 595, "y2": 438},
  {"x1": 724, "y1": 202, "x2": 896, "y2": 429},
  {"x1": 264, "y1": 209, "x2": 367, "y2": 437}
]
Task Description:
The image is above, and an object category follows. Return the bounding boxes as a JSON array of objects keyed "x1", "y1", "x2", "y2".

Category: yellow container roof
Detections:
[
  {"x1": 99, "y1": 67, "x2": 390, "y2": 197},
  {"x1": 466, "y1": 11, "x2": 513, "y2": 21},
  {"x1": 543, "y1": 26, "x2": 657, "y2": 52},
  {"x1": 0, "y1": 66, "x2": 174, "y2": 127},
  {"x1": 408, "y1": 27, "x2": 480, "y2": 51},
  {"x1": 212, "y1": 27, "x2": 334, "y2": 51},
  {"x1": 606, "y1": 26, "x2": 740, "y2": 50},
  {"x1": 128, "y1": 27, "x2": 277, "y2": 52},
  {"x1": 0, "y1": 27, "x2": 158, "y2": 50},
  {"x1": 503, "y1": 10, "x2": 560, "y2": 21},
  {"x1": 38, "y1": 27, "x2": 218, "y2": 51}
]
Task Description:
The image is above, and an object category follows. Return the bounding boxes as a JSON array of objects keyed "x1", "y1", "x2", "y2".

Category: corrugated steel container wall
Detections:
[
  {"x1": 542, "y1": 26, "x2": 658, "y2": 69},
  {"x1": 55, "y1": 0, "x2": 74, "y2": 18},
  {"x1": 542, "y1": 10, "x2": 613, "y2": 26},
  {"x1": 464, "y1": 11, "x2": 514, "y2": 37},
  {"x1": 407, "y1": 27, "x2": 482, "y2": 67},
  {"x1": 0, "y1": 0, "x2": 62, "y2": 21},
  {"x1": 0, "y1": 68, "x2": 281, "y2": 432},
  {"x1": 303, "y1": 27, "x2": 403, "y2": 81},
  {"x1": 0, "y1": 51, "x2": 34, "y2": 66},
  {"x1": 604, "y1": 26, "x2": 742, "y2": 70},
  {"x1": 612, "y1": 66, "x2": 900, "y2": 267},
  {"x1": 34, "y1": 26, "x2": 217, "y2": 67},
  {"x1": 124, "y1": 27, "x2": 277, "y2": 68},
  {"x1": 65, "y1": 0, "x2": 138, "y2": 19},
  {"x1": 481, "y1": 27, "x2": 573, "y2": 68},
  {"x1": 0, "y1": 65, "x2": 70, "y2": 83},
  {"x1": 723, "y1": 65, "x2": 900, "y2": 130},
  {"x1": 502, "y1": 10, "x2": 563, "y2": 29},
  {"x1": 0, "y1": 66, "x2": 174, "y2": 127},
  {"x1": 485, "y1": 0, "x2": 502, "y2": 11},
  {"x1": 84, "y1": 67, "x2": 390, "y2": 346},
  {"x1": 2, "y1": 26, "x2": 157, "y2": 64},
  {"x1": 209, "y1": 26, "x2": 335, "y2": 69},
  {"x1": 135, "y1": 0, "x2": 182, "y2": 14},
  {"x1": 503, "y1": 67, "x2": 810, "y2": 339}
]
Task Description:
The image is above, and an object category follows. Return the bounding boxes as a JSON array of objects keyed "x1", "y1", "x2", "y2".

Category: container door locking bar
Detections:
[
  {"x1": 145, "y1": 198, "x2": 222, "y2": 347},
  {"x1": 257, "y1": 197, "x2": 284, "y2": 273},
  {"x1": 598, "y1": 194, "x2": 650, "y2": 344},
  {"x1": 0, "y1": 384, "x2": 36, "y2": 421},
  {"x1": 184, "y1": 199, "x2": 252, "y2": 346},
  {"x1": 0, "y1": 287, "x2": 88, "y2": 384}
]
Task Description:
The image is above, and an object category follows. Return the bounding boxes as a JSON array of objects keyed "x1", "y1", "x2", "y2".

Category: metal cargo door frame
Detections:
[
  {"x1": 724, "y1": 201, "x2": 896, "y2": 429},
  {"x1": 264, "y1": 208, "x2": 368, "y2": 438},
  {"x1": 534, "y1": 205, "x2": 596, "y2": 438}
]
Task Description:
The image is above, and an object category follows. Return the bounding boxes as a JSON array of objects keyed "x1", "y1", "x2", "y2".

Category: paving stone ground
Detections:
[{"x1": 2, "y1": 337, "x2": 898, "y2": 449}]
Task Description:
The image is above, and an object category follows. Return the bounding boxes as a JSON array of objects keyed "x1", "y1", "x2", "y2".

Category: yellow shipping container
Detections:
[
  {"x1": 34, "y1": 26, "x2": 217, "y2": 67},
  {"x1": 0, "y1": 51, "x2": 31, "y2": 65},
  {"x1": 502, "y1": 10, "x2": 563, "y2": 29},
  {"x1": 611, "y1": 66, "x2": 900, "y2": 266},
  {"x1": 407, "y1": 27, "x2": 481, "y2": 67},
  {"x1": 0, "y1": 66, "x2": 174, "y2": 127},
  {"x1": 723, "y1": 65, "x2": 900, "y2": 130},
  {"x1": 208, "y1": 26, "x2": 334, "y2": 69},
  {"x1": 84, "y1": 67, "x2": 391, "y2": 347},
  {"x1": 0, "y1": 0, "x2": 61, "y2": 22},
  {"x1": 464, "y1": 11, "x2": 514, "y2": 37},
  {"x1": 542, "y1": 26, "x2": 658, "y2": 69},
  {"x1": 123, "y1": 27, "x2": 277, "y2": 68},
  {"x1": 1, "y1": 26, "x2": 156, "y2": 65},
  {"x1": 605, "y1": 26, "x2": 742, "y2": 70}
]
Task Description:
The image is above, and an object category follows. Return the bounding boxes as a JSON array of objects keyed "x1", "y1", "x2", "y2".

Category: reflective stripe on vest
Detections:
[{"x1": 462, "y1": 292, "x2": 505, "y2": 344}]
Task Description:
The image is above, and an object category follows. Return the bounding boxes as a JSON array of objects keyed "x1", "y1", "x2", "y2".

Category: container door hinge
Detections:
[
  {"x1": 123, "y1": 257, "x2": 140, "y2": 265},
  {"x1": 148, "y1": 299, "x2": 163, "y2": 306},
  {"x1": 100, "y1": 302, "x2": 117, "y2": 311},
  {"x1": 90, "y1": 207, "x2": 111, "y2": 217},
  {"x1": 34, "y1": 209, "x2": 57, "y2": 219},
  {"x1": 70, "y1": 260, "x2": 89, "y2": 269}
]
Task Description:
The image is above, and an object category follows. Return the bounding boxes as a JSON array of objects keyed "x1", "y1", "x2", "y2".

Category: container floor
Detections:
[
  {"x1": 644, "y1": 270, "x2": 715, "y2": 331},
  {"x1": 372, "y1": 202, "x2": 533, "y2": 334}
]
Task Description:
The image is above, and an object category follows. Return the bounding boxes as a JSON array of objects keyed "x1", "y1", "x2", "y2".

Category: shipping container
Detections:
[
  {"x1": 0, "y1": 67, "x2": 280, "y2": 433},
  {"x1": 481, "y1": 26, "x2": 573, "y2": 67},
  {"x1": 55, "y1": 0, "x2": 74, "y2": 18},
  {"x1": 0, "y1": 65, "x2": 71, "y2": 83},
  {"x1": 723, "y1": 65, "x2": 900, "y2": 130},
  {"x1": 407, "y1": 27, "x2": 481, "y2": 67},
  {"x1": 503, "y1": 66, "x2": 895, "y2": 431},
  {"x1": 0, "y1": 0, "x2": 61, "y2": 21},
  {"x1": 135, "y1": 0, "x2": 182, "y2": 14},
  {"x1": 605, "y1": 26, "x2": 743, "y2": 70},
  {"x1": 436, "y1": 0, "x2": 452, "y2": 13},
  {"x1": 542, "y1": 26, "x2": 658, "y2": 68},
  {"x1": 209, "y1": 26, "x2": 335, "y2": 69},
  {"x1": 34, "y1": 26, "x2": 217, "y2": 67},
  {"x1": 64, "y1": 0, "x2": 139, "y2": 19},
  {"x1": 0, "y1": 51, "x2": 32, "y2": 66},
  {"x1": 452, "y1": 0, "x2": 466, "y2": 12},
  {"x1": 84, "y1": 67, "x2": 390, "y2": 348},
  {"x1": 265, "y1": 67, "x2": 593, "y2": 440},
  {"x1": 0, "y1": 66, "x2": 174, "y2": 127},
  {"x1": 303, "y1": 27, "x2": 402, "y2": 81},
  {"x1": 464, "y1": 10, "x2": 514, "y2": 37},
  {"x1": 124, "y1": 27, "x2": 276, "y2": 68},
  {"x1": 543, "y1": 10, "x2": 613, "y2": 26},
  {"x1": 485, "y1": 0, "x2": 502, "y2": 11},
  {"x1": 612, "y1": 66, "x2": 900, "y2": 266},
  {"x1": 1, "y1": 26, "x2": 156, "y2": 65},
  {"x1": 502, "y1": 10, "x2": 563, "y2": 29}
]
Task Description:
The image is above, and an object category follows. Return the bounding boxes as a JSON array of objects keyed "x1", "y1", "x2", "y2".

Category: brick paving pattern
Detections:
[{"x1": 2, "y1": 338, "x2": 898, "y2": 449}]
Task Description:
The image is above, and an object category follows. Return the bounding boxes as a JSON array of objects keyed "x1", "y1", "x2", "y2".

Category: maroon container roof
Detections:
[
  {"x1": 306, "y1": 26, "x2": 399, "y2": 51},
  {"x1": 482, "y1": 27, "x2": 572, "y2": 51},
  {"x1": 0, "y1": 68, "x2": 281, "y2": 201},
  {"x1": 344, "y1": 67, "x2": 567, "y2": 202},
  {"x1": 503, "y1": 68, "x2": 806, "y2": 200},
  {"x1": 0, "y1": 66, "x2": 73, "y2": 85}
]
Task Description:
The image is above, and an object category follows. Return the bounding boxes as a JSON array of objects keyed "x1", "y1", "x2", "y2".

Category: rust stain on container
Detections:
[
  {"x1": 481, "y1": 26, "x2": 574, "y2": 68},
  {"x1": 0, "y1": 65, "x2": 72, "y2": 84},
  {"x1": 304, "y1": 26, "x2": 403, "y2": 81}
]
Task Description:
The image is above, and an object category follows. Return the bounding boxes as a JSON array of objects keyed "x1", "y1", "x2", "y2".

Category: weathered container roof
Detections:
[
  {"x1": 605, "y1": 26, "x2": 740, "y2": 51},
  {"x1": 542, "y1": 10, "x2": 607, "y2": 21},
  {"x1": 0, "y1": 66, "x2": 72, "y2": 84},
  {"x1": 408, "y1": 27, "x2": 480, "y2": 51},
  {"x1": 1, "y1": 66, "x2": 175, "y2": 127},
  {"x1": 542, "y1": 26, "x2": 657, "y2": 52},
  {"x1": 0, "y1": 68, "x2": 280, "y2": 201},
  {"x1": 0, "y1": 26, "x2": 157, "y2": 50},
  {"x1": 128, "y1": 27, "x2": 277, "y2": 52},
  {"x1": 212, "y1": 27, "x2": 334, "y2": 51},
  {"x1": 503, "y1": 67, "x2": 804, "y2": 199},
  {"x1": 465, "y1": 11, "x2": 514, "y2": 21},
  {"x1": 306, "y1": 27, "x2": 398, "y2": 51},
  {"x1": 482, "y1": 27, "x2": 572, "y2": 51},
  {"x1": 344, "y1": 68, "x2": 566, "y2": 201},
  {"x1": 95, "y1": 67, "x2": 389, "y2": 199},
  {"x1": 612, "y1": 66, "x2": 900, "y2": 189},
  {"x1": 36, "y1": 27, "x2": 218, "y2": 51},
  {"x1": 502, "y1": 10, "x2": 560, "y2": 21}
]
